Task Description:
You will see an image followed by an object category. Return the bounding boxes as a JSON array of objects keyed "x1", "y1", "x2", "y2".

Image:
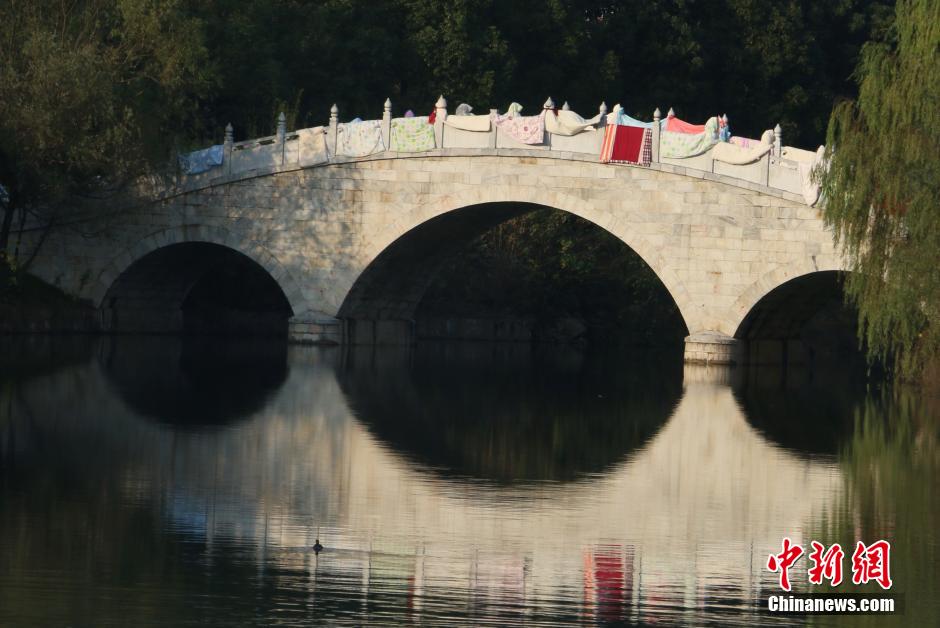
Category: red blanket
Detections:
[{"x1": 600, "y1": 125, "x2": 651, "y2": 165}]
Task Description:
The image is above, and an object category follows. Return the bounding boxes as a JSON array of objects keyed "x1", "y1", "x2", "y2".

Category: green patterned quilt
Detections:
[{"x1": 390, "y1": 117, "x2": 436, "y2": 152}]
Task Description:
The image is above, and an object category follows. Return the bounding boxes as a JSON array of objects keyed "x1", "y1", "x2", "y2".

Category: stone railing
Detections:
[{"x1": 180, "y1": 96, "x2": 819, "y2": 204}]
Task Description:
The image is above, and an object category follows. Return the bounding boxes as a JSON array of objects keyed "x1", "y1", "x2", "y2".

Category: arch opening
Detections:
[
  {"x1": 734, "y1": 270, "x2": 864, "y2": 368},
  {"x1": 339, "y1": 202, "x2": 689, "y2": 348},
  {"x1": 102, "y1": 242, "x2": 293, "y2": 336}
]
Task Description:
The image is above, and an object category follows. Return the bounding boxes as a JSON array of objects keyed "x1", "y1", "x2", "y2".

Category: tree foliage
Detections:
[
  {"x1": 0, "y1": 0, "x2": 210, "y2": 267},
  {"x1": 419, "y1": 209, "x2": 688, "y2": 343},
  {"x1": 184, "y1": 0, "x2": 890, "y2": 146},
  {"x1": 821, "y1": 0, "x2": 940, "y2": 378}
]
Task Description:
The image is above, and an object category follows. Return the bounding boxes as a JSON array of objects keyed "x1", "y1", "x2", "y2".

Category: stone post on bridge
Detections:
[
  {"x1": 652, "y1": 108, "x2": 661, "y2": 162},
  {"x1": 328, "y1": 104, "x2": 339, "y2": 155},
  {"x1": 382, "y1": 98, "x2": 393, "y2": 149},
  {"x1": 433, "y1": 95, "x2": 447, "y2": 147},
  {"x1": 773, "y1": 123, "x2": 783, "y2": 157},
  {"x1": 543, "y1": 97, "x2": 554, "y2": 145},
  {"x1": 276, "y1": 111, "x2": 287, "y2": 166},
  {"x1": 223, "y1": 123, "x2": 234, "y2": 175}
]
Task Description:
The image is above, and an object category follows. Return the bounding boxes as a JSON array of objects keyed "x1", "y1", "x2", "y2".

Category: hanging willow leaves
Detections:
[{"x1": 822, "y1": 0, "x2": 940, "y2": 379}]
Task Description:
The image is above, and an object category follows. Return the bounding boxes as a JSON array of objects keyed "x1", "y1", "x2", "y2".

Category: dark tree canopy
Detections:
[{"x1": 190, "y1": 0, "x2": 892, "y2": 146}]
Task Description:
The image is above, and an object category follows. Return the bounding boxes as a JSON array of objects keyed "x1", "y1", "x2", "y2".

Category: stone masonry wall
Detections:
[{"x1": 24, "y1": 149, "x2": 844, "y2": 352}]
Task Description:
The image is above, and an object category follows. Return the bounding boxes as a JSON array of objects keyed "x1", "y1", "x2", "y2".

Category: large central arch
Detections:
[{"x1": 337, "y1": 198, "x2": 693, "y2": 345}]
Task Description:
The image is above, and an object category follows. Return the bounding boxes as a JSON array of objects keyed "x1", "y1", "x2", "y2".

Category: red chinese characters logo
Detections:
[
  {"x1": 851, "y1": 540, "x2": 893, "y2": 590},
  {"x1": 767, "y1": 537, "x2": 804, "y2": 591},
  {"x1": 808, "y1": 541, "x2": 844, "y2": 586},
  {"x1": 767, "y1": 539, "x2": 892, "y2": 591}
]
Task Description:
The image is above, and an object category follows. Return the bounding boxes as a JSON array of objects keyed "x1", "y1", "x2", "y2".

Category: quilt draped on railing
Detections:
[
  {"x1": 545, "y1": 109, "x2": 601, "y2": 136},
  {"x1": 492, "y1": 104, "x2": 545, "y2": 144},
  {"x1": 180, "y1": 145, "x2": 223, "y2": 175},
  {"x1": 730, "y1": 136, "x2": 760, "y2": 148},
  {"x1": 711, "y1": 130, "x2": 774, "y2": 165},
  {"x1": 664, "y1": 114, "x2": 706, "y2": 134},
  {"x1": 600, "y1": 125, "x2": 652, "y2": 166},
  {"x1": 390, "y1": 116, "x2": 436, "y2": 152},
  {"x1": 606, "y1": 105, "x2": 658, "y2": 129},
  {"x1": 660, "y1": 117, "x2": 719, "y2": 158},
  {"x1": 337, "y1": 119, "x2": 385, "y2": 157}
]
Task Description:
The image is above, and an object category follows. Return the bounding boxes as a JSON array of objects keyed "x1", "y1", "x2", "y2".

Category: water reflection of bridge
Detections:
[{"x1": 4, "y1": 342, "x2": 844, "y2": 625}]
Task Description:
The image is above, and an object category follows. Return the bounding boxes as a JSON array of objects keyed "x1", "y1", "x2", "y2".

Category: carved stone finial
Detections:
[
  {"x1": 653, "y1": 107, "x2": 661, "y2": 121},
  {"x1": 774, "y1": 123, "x2": 783, "y2": 156},
  {"x1": 435, "y1": 95, "x2": 447, "y2": 109},
  {"x1": 543, "y1": 96, "x2": 555, "y2": 109},
  {"x1": 277, "y1": 112, "x2": 287, "y2": 139},
  {"x1": 562, "y1": 101, "x2": 570, "y2": 111},
  {"x1": 599, "y1": 101, "x2": 608, "y2": 115},
  {"x1": 330, "y1": 103, "x2": 339, "y2": 120},
  {"x1": 224, "y1": 123, "x2": 233, "y2": 144},
  {"x1": 667, "y1": 107, "x2": 675, "y2": 118},
  {"x1": 384, "y1": 97, "x2": 392, "y2": 112}
]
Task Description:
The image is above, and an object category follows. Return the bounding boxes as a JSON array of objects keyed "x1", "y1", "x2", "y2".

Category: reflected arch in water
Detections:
[
  {"x1": 337, "y1": 344, "x2": 684, "y2": 482},
  {"x1": 99, "y1": 336, "x2": 289, "y2": 428},
  {"x1": 731, "y1": 364, "x2": 862, "y2": 457}
]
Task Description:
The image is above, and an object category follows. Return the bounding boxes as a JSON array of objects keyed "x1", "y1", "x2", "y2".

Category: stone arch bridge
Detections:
[{"x1": 28, "y1": 98, "x2": 844, "y2": 364}]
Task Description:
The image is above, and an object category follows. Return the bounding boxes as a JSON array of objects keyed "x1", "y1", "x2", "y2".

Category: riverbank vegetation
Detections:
[{"x1": 821, "y1": 0, "x2": 940, "y2": 381}]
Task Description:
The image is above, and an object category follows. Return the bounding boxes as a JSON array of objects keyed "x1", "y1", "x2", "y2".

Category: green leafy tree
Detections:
[
  {"x1": 821, "y1": 0, "x2": 940, "y2": 379},
  {"x1": 0, "y1": 0, "x2": 211, "y2": 280}
]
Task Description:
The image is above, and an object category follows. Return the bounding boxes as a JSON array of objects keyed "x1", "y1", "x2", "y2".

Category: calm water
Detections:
[{"x1": 0, "y1": 337, "x2": 937, "y2": 627}]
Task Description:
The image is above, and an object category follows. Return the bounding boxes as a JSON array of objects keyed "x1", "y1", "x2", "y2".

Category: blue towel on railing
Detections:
[
  {"x1": 614, "y1": 111, "x2": 656, "y2": 128},
  {"x1": 179, "y1": 144, "x2": 223, "y2": 175}
]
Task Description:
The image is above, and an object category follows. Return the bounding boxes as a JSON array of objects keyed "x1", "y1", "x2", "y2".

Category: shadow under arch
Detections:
[
  {"x1": 101, "y1": 242, "x2": 293, "y2": 336},
  {"x1": 98, "y1": 336, "x2": 289, "y2": 428},
  {"x1": 337, "y1": 201, "x2": 690, "y2": 345},
  {"x1": 734, "y1": 270, "x2": 863, "y2": 367},
  {"x1": 336, "y1": 344, "x2": 684, "y2": 483}
]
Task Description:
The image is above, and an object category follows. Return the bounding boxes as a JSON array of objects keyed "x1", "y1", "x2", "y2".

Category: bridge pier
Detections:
[
  {"x1": 288, "y1": 311, "x2": 344, "y2": 345},
  {"x1": 683, "y1": 332, "x2": 742, "y2": 366}
]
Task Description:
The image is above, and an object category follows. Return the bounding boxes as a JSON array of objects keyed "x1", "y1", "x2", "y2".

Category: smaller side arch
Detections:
[
  {"x1": 89, "y1": 224, "x2": 310, "y2": 316},
  {"x1": 726, "y1": 257, "x2": 846, "y2": 339},
  {"x1": 732, "y1": 265, "x2": 861, "y2": 367}
]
